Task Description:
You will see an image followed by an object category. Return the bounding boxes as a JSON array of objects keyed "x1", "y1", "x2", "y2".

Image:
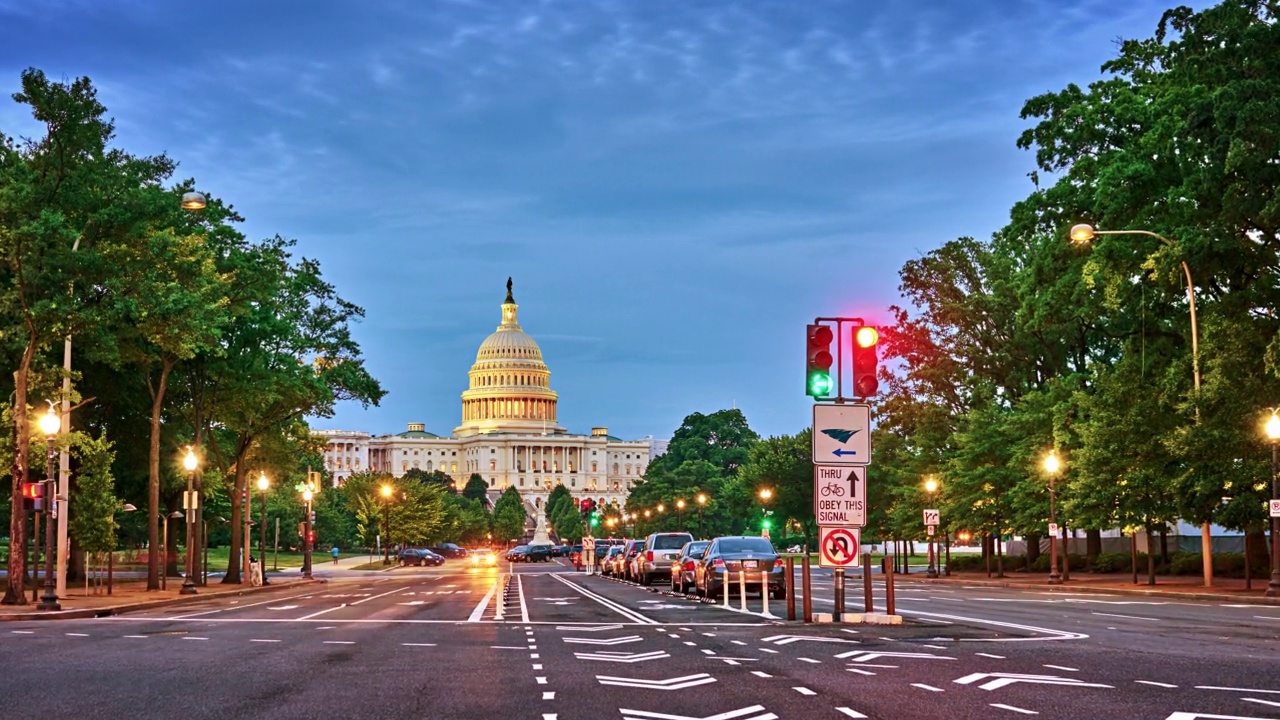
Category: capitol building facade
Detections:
[{"x1": 314, "y1": 281, "x2": 654, "y2": 509}]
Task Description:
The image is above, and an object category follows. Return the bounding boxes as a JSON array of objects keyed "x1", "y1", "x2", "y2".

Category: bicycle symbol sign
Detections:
[{"x1": 814, "y1": 465, "x2": 866, "y2": 527}]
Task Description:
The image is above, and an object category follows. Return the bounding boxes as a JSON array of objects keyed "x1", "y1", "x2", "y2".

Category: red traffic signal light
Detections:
[
  {"x1": 806, "y1": 324, "x2": 834, "y2": 398},
  {"x1": 852, "y1": 325, "x2": 879, "y2": 397},
  {"x1": 21, "y1": 482, "x2": 43, "y2": 500}
]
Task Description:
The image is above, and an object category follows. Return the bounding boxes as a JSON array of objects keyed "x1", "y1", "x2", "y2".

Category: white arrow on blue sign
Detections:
[{"x1": 813, "y1": 404, "x2": 871, "y2": 466}]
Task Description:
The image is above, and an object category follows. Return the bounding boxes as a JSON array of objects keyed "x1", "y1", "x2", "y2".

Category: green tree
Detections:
[
  {"x1": 68, "y1": 432, "x2": 122, "y2": 557},
  {"x1": 737, "y1": 431, "x2": 813, "y2": 547},
  {"x1": 551, "y1": 500, "x2": 584, "y2": 543},
  {"x1": 492, "y1": 487, "x2": 526, "y2": 544},
  {"x1": 462, "y1": 474, "x2": 490, "y2": 503},
  {"x1": 404, "y1": 468, "x2": 455, "y2": 493}
]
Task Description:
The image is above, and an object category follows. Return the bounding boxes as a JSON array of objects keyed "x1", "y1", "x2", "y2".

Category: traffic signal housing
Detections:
[
  {"x1": 852, "y1": 325, "x2": 879, "y2": 397},
  {"x1": 806, "y1": 324, "x2": 834, "y2": 398},
  {"x1": 21, "y1": 482, "x2": 43, "y2": 512},
  {"x1": 579, "y1": 497, "x2": 597, "y2": 520}
]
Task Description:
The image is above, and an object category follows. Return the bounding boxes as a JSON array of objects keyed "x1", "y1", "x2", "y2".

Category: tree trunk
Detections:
[
  {"x1": 1086, "y1": 529, "x2": 1102, "y2": 570},
  {"x1": 3, "y1": 345, "x2": 36, "y2": 605},
  {"x1": 1026, "y1": 532, "x2": 1042, "y2": 564},
  {"x1": 996, "y1": 533, "x2": 1005, "y2": 578},
  {"x1": 1146, "y1": 529, "x2": 1156, "y2": 585},
  {"x1": 146, "y1": 358, "x2": 173, "y2": 591},
  {"x1": 1159, "y1": 528, "x2": 1170, "y2": 564},
  {"x1": 222, "y1": 461, "x2": 245, "y2": 584}
]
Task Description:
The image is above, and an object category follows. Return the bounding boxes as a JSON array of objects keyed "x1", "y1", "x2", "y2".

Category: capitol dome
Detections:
[{"x1": 454, "y1": 279, "x2": 566, "y2": 437}]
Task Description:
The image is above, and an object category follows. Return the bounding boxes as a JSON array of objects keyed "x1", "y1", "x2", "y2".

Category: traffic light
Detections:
[
  {"x1": 580, "y1": 497, "x2": 596, "y2": 520},
  {"x1": 761, "y1": 517, "x2": 772, "y2": 530},
  {"x1": 852, "y1": 324, "x2": 879, "y2": 397},
  {"x1": 806, "y1": 324, "x2": 834, "y2": 398},
  {"x1": 21, "y1": 482, "x2": 43, "y2": 512},
  {"x1": 589, "y1": 511, "x2": 600, "y2": 528}
]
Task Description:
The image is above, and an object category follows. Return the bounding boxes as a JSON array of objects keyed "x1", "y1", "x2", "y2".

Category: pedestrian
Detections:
[{"x1": 331, "y1": 546, "x2": 340, "y2": 565}]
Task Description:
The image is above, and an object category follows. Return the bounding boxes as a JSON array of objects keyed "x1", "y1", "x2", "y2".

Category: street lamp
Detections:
[
  {"x1": 381, "y1": 484, "x2": 394, "y2": 564},
  {"x1": 1071, "y1": 222, "x2": 1213, "y2": 586},
  {"x1": 37, "y1": 404, "x2": 61, "y2": 610},
  {"x1": 180, "y1": 448, "x2": 200, "y2": 594},
  {"x1": 676, "y1": 499, "x2": 686, "y2": 531},
  {"x1": 696, "y1": 494, "x2": 707, "y2": 538},
  {"x1": 301, "y1": 488, "x2": 314, "y2": 579},
  {"x1": 1265, "y1": 410, "x2": 1280, "y2": 597},
  {"x1": 924, "y1": 477, "x2": 939, "y2": 578},
  {"x1": 180, "y1": 190, "x2": 207, "y2": 211},
  {"x1": 758, "y1": 488, "x2": 773, "y2": 537},
  {"x1": 1044, "y1": 450, "x2": 1063, "y2": 585},
  {"x1": 629, "y1": 512, "x2": 638, "y2": 536},
  {"x1": 257, "y1": 472, "x2": 270, "y2": 585}
]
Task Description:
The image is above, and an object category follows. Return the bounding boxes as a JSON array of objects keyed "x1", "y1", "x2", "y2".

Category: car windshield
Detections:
[
  {"x1": 685, "y1": 542, "x2": 710, "y2": 557},
  {"x1": 651, "y1": 534, "x2": 693, "y2": 550},
  {"x1": 717, "y1": 538, "x2": 775, "y2": 554},
  {"x1": 512, "y1": 546, "x2": 528, "y2": 552}
]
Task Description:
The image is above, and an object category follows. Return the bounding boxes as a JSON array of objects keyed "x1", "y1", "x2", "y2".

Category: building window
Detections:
[
  {"x1": 489, "y1": 460, "x2": 496, "y2": 471},
  {"x1": 591, "y1": 462, "x2": 597, "y2": 472},
  {"x1": 612, "y1": 463, "x2": 619, "y2": 475},
  {"x1": 625, "y1": 464, "x2": 631, "y2": 475},
  {"x1": 451, "y1": 463, "x2": 457, "y2": 473}
]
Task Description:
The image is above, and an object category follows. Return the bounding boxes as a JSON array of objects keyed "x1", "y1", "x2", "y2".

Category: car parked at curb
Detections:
[
  {"x1": 694, "y1": 536, "x2": 785, "y2": 600},
  {"x1": 398, "y1": 548, "x2": 445, "y2": 567},
  {"x1": 670, "y1": 540, "x2": 710, "y2": 593},
  {"x1": 636, "y1": 532, "x2": 695, "y2": 585}
]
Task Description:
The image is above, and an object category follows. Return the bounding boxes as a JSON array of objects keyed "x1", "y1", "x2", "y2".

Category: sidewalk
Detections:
[
  {"x1": 0, "y1": 574, "x2": 320, "y2": 621},
  {"x1": 914, "y1": 569, "x2": 1280, "y2": 605}
]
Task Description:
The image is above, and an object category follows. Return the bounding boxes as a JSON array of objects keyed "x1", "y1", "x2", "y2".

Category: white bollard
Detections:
[
  {"x1": 493, "y1": 574, "x2": 506, "y2": 621},
  {"x1": 722, "y1": 572, "x2": 731, "y2": 608},
  {"x1": 738, "y1": 570, "x2": 747, "y2": 612},
  {"x1": 761, "y1": 573, "x2": 769, "y2": 617}
]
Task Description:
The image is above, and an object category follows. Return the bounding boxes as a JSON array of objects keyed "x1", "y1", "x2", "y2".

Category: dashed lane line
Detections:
[
  {"x1": 1196, "y1": 685, "x2": 1280, "y2": 694},
  {"x1": 1091, "y1": 612, "x2": 1159, "y2": 622},
  {"x1": 835, "y1": 708, "x2": 868, "y2": 719},
  {"x1": 793, "y1": 687, "x2": 816, "y2": 696},
  {"x1": 912, "y1": 684, "x2": 944, "y2": 692},
  {"x1": 990, "y1": 703, "x2": 1037, "y2": 715},
  {"x1": 846, "y1": 669, "x2": 875, "y2": 676},
  {"x1": 1243, "y1": 698, "x2": 1280, "y2": 709},
  {"x1": 250, "y1": 639, "x2": 280, "y2": 643},
  {"x1": 1134, "y1": 681, "x2": 1177, "y2": 688},
  {"x1": 1043, "y1": 664, "x2": 1078, "y2": 672},
  {"x1": 166, "y1": 588, "x2": 324, "y2": 620},
  {"x1": 976, "y1": 653, "x2": 1005, "y2": 659}
]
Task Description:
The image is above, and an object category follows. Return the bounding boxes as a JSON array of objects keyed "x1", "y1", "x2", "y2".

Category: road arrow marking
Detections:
[
  {"x1": 574, "y1": 650, "x2": 670, "y2": 663},
  {"x1": 620, "y1": 704, "x2": 777, "y2": 720},
  {"x1": 563, "y1": 635, "x2": 644, "y2": 646},
  {"x1": 954, "y1": 672, "x2": 1113, "y2": 691},
  {"x1": 836, "y1": 651, "x2": 954, "y2": 662},
  {"x1": 762, "y1": 634, "x2": 861, "y2": 646},
  {"x1": 597, "y1": 673, "x2": 716, "y2": 690}
]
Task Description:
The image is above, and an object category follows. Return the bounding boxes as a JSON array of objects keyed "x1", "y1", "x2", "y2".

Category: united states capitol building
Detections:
[{"x1": 314, "y1": 280, "x2": 657, "y2": 509}]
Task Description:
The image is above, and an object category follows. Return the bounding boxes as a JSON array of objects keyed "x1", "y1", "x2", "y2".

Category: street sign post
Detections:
[
  {"x1": 922, "y1": 509, "x2": 939, "y2": 526},
  {"x1": 1271, "y1": 500, "x2": 1280, "y2": 518},
  {"x1": 819, "y1": 526, "x2": 860, "y2": 568},
  {"x1": 815, "y1": 466, "x2": 866, "y2": 526},
  {"x1": 812, "y1": 404, "x2": 871, "y2": 466},
  {"x1": 1048, "y1": 522, "x2": 1059, "y2": 535}
]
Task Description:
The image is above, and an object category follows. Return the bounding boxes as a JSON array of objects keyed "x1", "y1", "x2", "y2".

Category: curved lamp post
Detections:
[
  {"x1": 1070, "y1": 223, "x2": 1214, "y2": 586},
  {"x1": 924, "y1": 477, "x2": 939, "y2": 578},
  {"x1": 1265, "y1": 410, "x2": 1280, "y2": 597},
  {"x1": 37, "y1": 405, "x2": 61, "y2": 610},
  {"x1": 180, "y1": 448, "x2": 200, "y2": 594},
  {"x1": 1044, "y1": 451, "x2": 1063, "y2": 585}
]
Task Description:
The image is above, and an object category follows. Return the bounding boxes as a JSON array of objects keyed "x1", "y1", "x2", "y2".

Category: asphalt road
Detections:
[{"x1": 1, "y1": 559, "x2": 1277, "y2": 720}]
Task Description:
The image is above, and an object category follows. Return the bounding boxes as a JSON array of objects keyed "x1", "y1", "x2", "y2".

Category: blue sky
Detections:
[{"x1": 0, "y1": 0, "x2": 1209, "y2": 442}]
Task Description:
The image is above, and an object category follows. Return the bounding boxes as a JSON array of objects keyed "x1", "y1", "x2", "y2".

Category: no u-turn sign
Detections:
[{"x1": 819, "y1": 526, "x2": 860, "y2": 568}]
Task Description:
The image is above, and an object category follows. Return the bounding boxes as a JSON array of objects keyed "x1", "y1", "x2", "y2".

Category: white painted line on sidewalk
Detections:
[
  {"x1": 1135, "y1": 681, "x2": 1177, "y2": 688},
  {"x1": 912, "y1": 683, "x2": 943, "y2": 692}
]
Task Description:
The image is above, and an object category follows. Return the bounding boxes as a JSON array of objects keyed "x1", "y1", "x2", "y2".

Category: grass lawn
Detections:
[{"x1": 183, "y1": 547, "x2": 368, "y2": 571}]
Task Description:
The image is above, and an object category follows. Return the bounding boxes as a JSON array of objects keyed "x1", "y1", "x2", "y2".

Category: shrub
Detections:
[
  {"x1": 1091, "y1": 552, "x2": 1137, "y2": 573},
  {"x1": 944, "y1": 555, "x2": 986, "y2": 572}
]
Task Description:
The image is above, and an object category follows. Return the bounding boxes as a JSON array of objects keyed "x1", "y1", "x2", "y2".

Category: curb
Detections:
[
  {"x1": 0, "y1": 577, "x2": 325, "y2": 622},
  {"x1": 914, "y1": 576, "x2": 1280, "y2": 605}
]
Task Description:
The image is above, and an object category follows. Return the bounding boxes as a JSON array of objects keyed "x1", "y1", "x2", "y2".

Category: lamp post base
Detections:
[
  {"x1": 1266, "y1": 572, "x2": 1280, "y2": 598},
  {"x1": 38, "y1": 586, "x2": 60, "y2": 612},
  {"x1": 1048, "y1": 572, "x2": 1063, "y2": 585},
  {"x1": 926, "y1": 567, "x2": 938, "y2": 578},
  {"x1": 179, "y1": 579, "x2": 198, "y2": 595}
]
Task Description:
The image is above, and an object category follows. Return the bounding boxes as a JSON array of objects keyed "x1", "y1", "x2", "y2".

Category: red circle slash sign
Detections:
[{"x1": 822, "y1": 528, "x2": 860, "y2": 566}]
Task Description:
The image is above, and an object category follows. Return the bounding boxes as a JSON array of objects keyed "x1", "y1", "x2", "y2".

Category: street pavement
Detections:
[{"x1": 0, "y1": 558, "x2": 1277, "y2": 720}]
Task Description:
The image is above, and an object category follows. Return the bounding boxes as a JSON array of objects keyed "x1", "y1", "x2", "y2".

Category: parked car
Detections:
[
  {"x1": 598, "y1": 546, "x2": 624, "y2": 576},
  {"x1": 695, "y1": 536, "x2": 785, "y2": 600},
  {"x1": 429, "y1": 542, "x2": 469, "y2": 559},
  {"x1": 636, "y1": 532, "x2": 695, "y2": 585},
  {"x1": 613, "y1": 539, "x2": 643, "y2": 580},
  {"x1": 669, "y1": 540, "x2": 710, "y2": 593},
  {"x1": 525, "y1": 543, "x2": 554, "y2": 562},
  {"x1": 624, "y1": 540, "x2": 648, "y2": 582},
  {"x1": 550, "y1": 545, "x2": 567, "y2": 558},
  {"x1": 506, "y1": 545, "x2": 530, "y2": 562},
  {"x1": 398, "y1": 548, "x2": 445, "y2": 567}
]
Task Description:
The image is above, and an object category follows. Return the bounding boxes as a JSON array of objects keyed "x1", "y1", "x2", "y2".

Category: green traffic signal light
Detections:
[
  {"x1": 590, "y1": 512, "x2": 600, "y2": 527},
  {"x1": 807, "y1": 371, "x2": 832, "y2": 397},
  {"x1": 806, "y1": 324, "x2": 834, "y2": 398},
  {"x1": 762, "y1": 517, "x2": 772, "y2": 530}
]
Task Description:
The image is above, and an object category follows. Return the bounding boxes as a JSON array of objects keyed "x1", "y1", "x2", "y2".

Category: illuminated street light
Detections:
[
  {"x1": 37, "y1": 404, "x2": 61, "y2": 610},
  {"x1": 1265, "y1": 410, "x2": 1280, "y2": 597},
  {"x1": 924, "y1": 477, "x2": 939, "y2": 578},
  {"x1": 180, "y1": 447, "x2": 200, "y2": 594},
  {"x1": 1044, "y1": 451, "x2": 1063, "y2": 585}
]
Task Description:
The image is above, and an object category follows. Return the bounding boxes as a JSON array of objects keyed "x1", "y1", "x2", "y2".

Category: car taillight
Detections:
[
  {"x1": 713, "y1": 558, "x2": 725, "y2": 568},
  {"x1": 774, "y1": 558, "x2": 784, "y2": 568},
  {"x1": 684, "y1": 561, "x2": 695, "y2": 571},
  {"x1": 646, "y1": 551, "x2": 654, "y2": 562}
]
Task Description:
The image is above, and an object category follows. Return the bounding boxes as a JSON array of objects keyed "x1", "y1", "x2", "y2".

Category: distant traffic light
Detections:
[
  {"x1": 761, "y1": 517, "x2": 772, "y2": 530},
  {"x1": 806, "y1": 324, "x2": 834, "y2": 398},
  {"x1": 580, "y1": 497, "x2": 596, "y2": 520},
  {"x1": 21, "y1": 482, "x2": 42, "y2": 512},
  {"x1": 852, "y1": 325, "x2": 879, "y2": 397},
  {"x1": 589, "y1": 512, "x2": 600, "y2": 528}
]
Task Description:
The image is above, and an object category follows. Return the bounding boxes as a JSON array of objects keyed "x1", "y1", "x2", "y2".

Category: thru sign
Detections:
[{"x1": 815, "y1": 466, "x2": 866, "y2": 526}]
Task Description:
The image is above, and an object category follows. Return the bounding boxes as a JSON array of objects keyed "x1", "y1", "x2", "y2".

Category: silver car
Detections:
[{"x1": 636, "y1": 532, "x2": 694, "y2": 585}]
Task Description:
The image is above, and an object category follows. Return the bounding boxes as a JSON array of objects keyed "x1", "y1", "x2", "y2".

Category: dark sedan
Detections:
[
  {"x1": 506, "y1": 545, "x2": 531, "y2": 562},
  {"x1": 669, "y1": 540, "x2": 710, "y2": 593},
  {"x1": 694, "y1": 536, "x2": 785, "y2": 599},
  {"x1": 398, "y1": 548, "x2": 445, "y2": 567}
]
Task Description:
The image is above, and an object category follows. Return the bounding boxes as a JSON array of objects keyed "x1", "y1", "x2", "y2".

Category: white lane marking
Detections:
[
  {"x1": 401, "y1": 643, "x2": 436, "y2": 647},
  {"x1": 167, "y1": 589, "x2": 321, "y2": 619},
  {"x1": 11, "y1": 631, "x2": 34, "y2": 634},
  {"x1": 182, "y1": 637, "x2": 209, "y2": 641},
  {"x1": 297, "y1": 605, "x2": 346, "y2": 621},
  {"x1": 893, "y1": 609, "x2": 1088, "y2": 642},
  {"x1": 562, "y1": 635, "x2": 644, "y2": 646},
  {"x1": 549, "y1": 574, "x2": 656, "y2": 624},
  {"x1": 531, "y1": 653, "x2": 540, "y2": 659},
  {"x1": 732, "y1": 640, "x2": 747, "y2": 645},
  {"x1": 518, "y1": 573, "x2": 531, "y2": 623},
  {"x1": 846, "y1": 668, "x2": 876, "y2": 676},
  {"x1": 702, "y1": 632, "x2": 716, "y2": 636},
  {"x1": 250, "y1": 639, "x2": 280, "y2": 643},
  {"x1": 1043, "y1": 664, "x2": 1078, "y2": 672},
  {"x1": 836, "y1": 708, "x2": 868, "y2": 719},
  {"x1": 555, "y1": 624, "x2": 624, "y2": 632},
  {"x1": 599, "y1": 673, "x2": 717, "y2": 690},
  {"x1": 684, "y1": 642, "x2": 697, "y2": 646},
  {"x1": 266, "y1": 605, "x2": 299, "y2": 610},
  {"x1": 65, "y1": 633, "x2": 88, "y2": 637},
  {"x1": 1134, "y1": 680, "x2": 1177, "y2": 688},
  {"x1": 1091, "y1": 612, "x2": 1159, "y2": 622},
  {"x1": 620, "y1": 704, "x2": 775, "y2": 720},
  {"x1": 543, "y1": 715, "x2": 557, "y2": 720},
  {"x1": 352, "y1": 586, "x2": 411, "y2": 606},
  {"x1": 798, "y1": 657, "x2": 820, "y2": 664},
  {"x1": 793, "y1": 687, "x2": 815, "y2": 696},
  {"x1": 701, "y1": 649, "x2": 716, "y2": 655},
  {"x1": 759, "y1": 648, "x2": 779, "y2": 654},
  {"x1": 123, "y1": 635, "x2": 147, "y2": 639},
  {"x1": 535, "y1": 676, "x2": 547, "y2": 685},
  {"x1": 1244, "y1": 698, "x2": 1280, "y2": 708},
  {"x1": 912, "y1": 684, "x2": 944, "y2": 692},
  {"x1": 468, "y1": 577, "x2": 500, "y2": 622},
  {"x1": 990, "y1": 703, "x2": 1037, "y2": 715},
  {"x1": 752, "y1": 671, "x2": 772, "y2": 678},
  {"x1": 976, "y1": 653, "x2": 1005, "y2": 659},
  {"x1": 668, "y1": 633, "x2": 680, "y2": 638},
  {"x1": 543, "y1": 691, "x2": 555, "y2": 700},
  {"x1": 1253, "y1": 615, "x2": 1280, "y2": 621},
  {"x1": 323, "y1": 641, "x2": 354, "y2": 645},
  {"x1": 533, "y1": 664, "x2": 543, "y2": 670},
  {"x1": 1196, "y1": 685, "x2": 1280, "y2": 695},
  {"x1": 491, "y1": 645, "x2": 529, "y2": 649}
]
